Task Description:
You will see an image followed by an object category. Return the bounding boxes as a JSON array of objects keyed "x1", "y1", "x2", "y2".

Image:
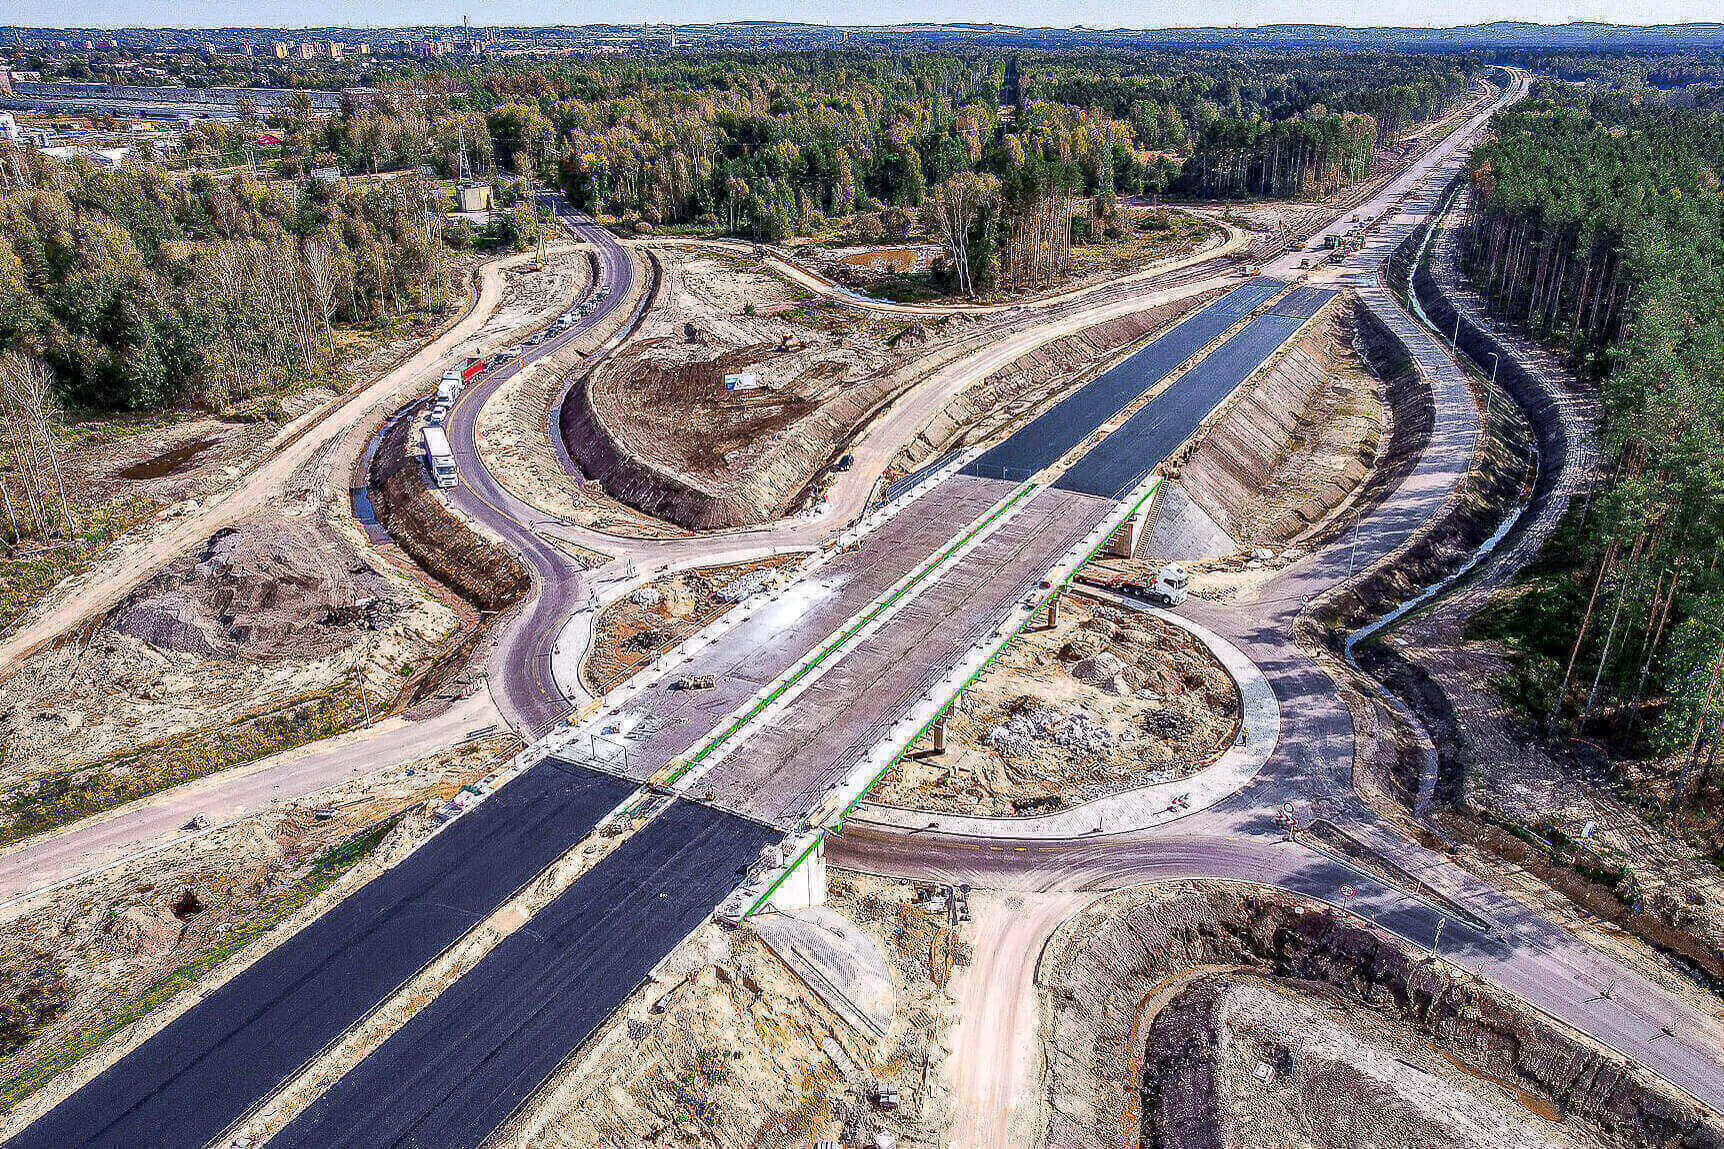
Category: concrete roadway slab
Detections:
[
  {"x1": 699, "y1": 487, "x2": 1115, "y2": 827},
  {"x1": 576, "y1": 473, "x2": 1017, "y2": 784}
]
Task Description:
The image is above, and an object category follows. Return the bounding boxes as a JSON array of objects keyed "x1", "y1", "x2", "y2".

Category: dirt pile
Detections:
[
  {"x1": 0, "y1": 951, "x2": 72, "y2": 1058},
  {"x1": 1143, "y1": 975, "x2": 1592, "y2": 1149},
  {"x1": 0, "y1": 510, "x2": 454, "y2": 790},
  {"x1": 1039, "y1": 884, "x2": 1721, "y2": 1149},
  {"x1": 111, "y1": 521, "x2": 397, "y2": 661},
  {"x1": 873, "y1": 595, "x2": 1237, "y2": 816}
]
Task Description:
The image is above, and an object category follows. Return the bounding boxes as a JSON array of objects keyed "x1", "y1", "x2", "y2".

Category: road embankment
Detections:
[
  {"x1": 369, "y1": 413, "x2": 530, "y2": 614},
  {"x1": 1040, "y1": 883, "x2": 1723, "y2": 1149}
]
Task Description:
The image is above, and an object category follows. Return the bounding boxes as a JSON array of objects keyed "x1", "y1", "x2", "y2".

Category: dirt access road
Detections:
[
  {"x1": 835, "y1": 63, "x2": 1724, "y2": 1141},
  {"x1": 0, "y1": 691, "x2": 499, "y2": 910},
  {"x1": 0, "y1": 244, "x2": 574, "y2": 678}
]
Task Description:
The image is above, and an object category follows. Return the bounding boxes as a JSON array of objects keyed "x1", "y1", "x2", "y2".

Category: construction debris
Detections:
[
  {"x1": 873, "y1": 593, "x2": 1238, "y2": 816},
  {"x1": 585, "y1": 556, "x2": 803, "y2": 693}
]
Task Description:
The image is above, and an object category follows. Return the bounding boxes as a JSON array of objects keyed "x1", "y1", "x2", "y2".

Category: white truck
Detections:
[
  {"x1": 436, "y1": 370, "x2": 463, "y2": 404},
  {"x1": 1142, "y1": 563, "x2": 1190, "y2": 607},
  {"x1": 422, "y1": 425, "x2": 458, "y2": 489}
]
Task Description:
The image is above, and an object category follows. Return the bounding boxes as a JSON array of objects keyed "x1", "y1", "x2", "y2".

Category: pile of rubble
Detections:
[
  {"x1": 872, "y1": 595, "x2": 1238, "y2": 817},
  {"x1": 111, "y1": 521, "x2": 399, "y2": 662},
  {"x1": 988, "y1": 699, "x2": 1116, "y2": 761}
]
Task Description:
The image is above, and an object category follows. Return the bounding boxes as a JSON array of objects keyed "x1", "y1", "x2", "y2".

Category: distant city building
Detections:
[
  {"x1": 0, "y1": 67, "x2": 13, "y2": 95},
  {"x1": 327, "y1": 42, "x2": 344, "y2": 61},
  {"x1": 296, "y1": 41, "x2": 316, "y2": 60},
  {"x1": 0, "y1": 113, "x2": 19, "y2": 141},
  {"x1": 272, "y1": 41, "x2": 290, "y2": 58}
]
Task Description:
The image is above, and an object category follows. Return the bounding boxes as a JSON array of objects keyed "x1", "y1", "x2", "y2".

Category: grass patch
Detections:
[
  {"x1": 0, "y1": 678, "x2": 372, "y2": 850},
  {"x1": 0, "y1": 814, "x2": 400, "y2": 1114},
  {"x1": 0, "y1": 501, "x2": 160, "y2": 637}
]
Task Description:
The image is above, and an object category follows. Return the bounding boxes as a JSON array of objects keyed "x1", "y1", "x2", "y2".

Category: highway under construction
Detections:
[
  {"x1": 11, "y1": 274, "x2": 1344, "y2": 1149},
  {"x1": 9, "y1": 62, "x2": 1724, "y2": 1149}
]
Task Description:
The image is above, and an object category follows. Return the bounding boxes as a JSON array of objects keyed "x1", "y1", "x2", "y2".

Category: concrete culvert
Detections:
[{"x1": 170, "y1": 889, "x2": 205, "y2": 919}]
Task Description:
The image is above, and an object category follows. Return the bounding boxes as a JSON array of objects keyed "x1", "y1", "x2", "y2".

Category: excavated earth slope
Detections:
[
  {"x1": 1143, "y1": 975, "x2": 1595, "y2": 1149},
  {"x1": 1039, "y1": 884, "x2": 1722, "y2": 1149}
]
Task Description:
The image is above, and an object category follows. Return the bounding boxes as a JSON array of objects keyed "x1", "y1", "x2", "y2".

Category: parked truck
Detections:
[
  {"x1": 422, "y1": 425, "x2": 458, "y2": 489},
  {"x1": 1077, "y1": 562, "x2": 1190, "y2": 607},
  {"x1": 1140, "y1": 563, "x2": 1190, "y2": 606},
  {"x1": 436, "y1": 370, "x2": 463, "y2": 404}
]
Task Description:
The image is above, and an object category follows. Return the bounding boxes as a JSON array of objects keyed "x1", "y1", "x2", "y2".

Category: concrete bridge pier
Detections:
[{"x1": 767, "y1": 837, "x2": 828, "y2": 911}]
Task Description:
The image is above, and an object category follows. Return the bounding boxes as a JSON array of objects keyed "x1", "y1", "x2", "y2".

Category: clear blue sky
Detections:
[{"x1": 4, "y1": 0, "x2": 1719, "y2": 29}]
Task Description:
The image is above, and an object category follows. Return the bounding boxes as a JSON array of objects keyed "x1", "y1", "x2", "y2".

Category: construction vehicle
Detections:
[
  {"x1": 1079, "y1": 562, "x2": 1190, "y2": 607},
  {"x1": 1140, "y1": 562, "x2": 1190, "y2": 606},
  {"x1": 422, "y1": 425, "x2": 458, "y2": 489}
]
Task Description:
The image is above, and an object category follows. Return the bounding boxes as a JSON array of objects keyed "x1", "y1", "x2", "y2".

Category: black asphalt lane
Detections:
[
  {"x1": 10, "y1": 759, "x2": 634, "y2": 1149},
  {"x1": 959, "y1": 276, "x2": 1285, "y2": 483},
  {"x1": 272, "y1": 800, "x2": 778, "y2": 1149},
  {"x1": 1054, "y1": 287, "x2": 1339, "y2": 500}
]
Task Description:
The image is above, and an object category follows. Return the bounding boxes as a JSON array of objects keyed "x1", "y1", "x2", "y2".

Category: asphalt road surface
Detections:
[
  {"x1": 960, "y1": 276, "x2": 1282, "y2": 482},
  {"x1": 9, "y1": 759, "x2": 634, "y2": 1149},
  {"x1": 271, "y1": 799, "x2": 778, "y2": 1149},
  {"x1": 433, "y1": 200, "x2": 640, "y2": 735},
  {"x1": 1055, "y1": 285, "x2": 1337, "y2": 499}
]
